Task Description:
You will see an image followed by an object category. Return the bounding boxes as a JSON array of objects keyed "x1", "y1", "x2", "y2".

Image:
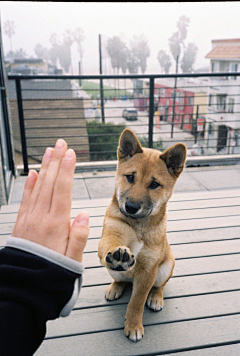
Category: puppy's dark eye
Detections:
[
  {"x1": 149, "y1": 181, "x2": 161, "y2": 190},
  {"x1": 126, "y1": 174, "x2": 134, "y2": 184}
]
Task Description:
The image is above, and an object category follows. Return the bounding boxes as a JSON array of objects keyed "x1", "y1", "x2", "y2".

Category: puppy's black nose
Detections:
[{"x1": 125, "y1": 202, "x2": 141, "y2": 215}]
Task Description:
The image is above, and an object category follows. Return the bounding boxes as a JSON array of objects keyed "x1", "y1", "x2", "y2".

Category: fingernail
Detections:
[
  {"x1": 76, "y1": 213, "x2": 89, "y2": 227},
  {"x1": 64, "y1": 149, "x2": 75, "y2": 159},
  {"x1": 28, "y1": 170, "x2": 36, "y2": 180},
  {"x1": 44, "y1": 147, "x2": 53, "y2": 158},
  {"x1": 55, "y1": 139, "x2": 65, "y2": 149}
]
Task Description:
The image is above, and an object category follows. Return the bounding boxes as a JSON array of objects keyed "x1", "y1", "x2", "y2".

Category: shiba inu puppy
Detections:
[{"x1": 98, "y1": 129, "x2": 187, "y2": 342}]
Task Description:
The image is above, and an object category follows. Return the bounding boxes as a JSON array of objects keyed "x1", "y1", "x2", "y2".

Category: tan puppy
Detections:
[{"x1": 98, "y1": 129, "x2": 187, "y2": 342}]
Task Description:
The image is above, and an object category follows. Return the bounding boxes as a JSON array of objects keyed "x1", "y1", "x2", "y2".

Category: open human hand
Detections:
[{"x1": 12, "y1": 139, "x2": 89, "y2": 263}]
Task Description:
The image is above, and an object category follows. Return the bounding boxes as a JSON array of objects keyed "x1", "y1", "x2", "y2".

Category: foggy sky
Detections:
[{"x1": 1, "y1": 1, "x2": 240, "y2": 75}]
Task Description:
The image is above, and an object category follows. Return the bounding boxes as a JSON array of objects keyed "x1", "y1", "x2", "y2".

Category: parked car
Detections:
[{"x1": 122, "y1": 108, "x2": 138, "y2": 121}]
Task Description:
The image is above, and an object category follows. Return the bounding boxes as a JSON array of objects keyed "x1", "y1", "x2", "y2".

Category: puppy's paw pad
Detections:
[{"x1": 106, "y1": 246, "x2": 135, "y2": 271}]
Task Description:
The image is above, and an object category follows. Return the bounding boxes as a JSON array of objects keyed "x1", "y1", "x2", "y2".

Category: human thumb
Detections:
[{"x1": 66, "y1": 212, "x2": 89, "y2": 262}]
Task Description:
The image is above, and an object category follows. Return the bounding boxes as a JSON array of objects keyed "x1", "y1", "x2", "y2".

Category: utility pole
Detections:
[
  {"x1": 171, "y1": 55, "x2": 179, "y2": 139},
  {"x1": 99, "y1": 34, "x2": 105, "y2": 123}
]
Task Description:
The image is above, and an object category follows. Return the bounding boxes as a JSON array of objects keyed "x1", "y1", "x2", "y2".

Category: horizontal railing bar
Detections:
[
  {"x1": 16, "y1": 154, "x2": 240, "y2": 173},
  {"x1": 8, "y1": 72, "x2": 240, "y2": 81}
]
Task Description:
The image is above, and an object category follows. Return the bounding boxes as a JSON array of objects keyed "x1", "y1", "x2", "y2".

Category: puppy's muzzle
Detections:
[{"x1": 125, "y1": 201, "x2": 141, "y2": 215}]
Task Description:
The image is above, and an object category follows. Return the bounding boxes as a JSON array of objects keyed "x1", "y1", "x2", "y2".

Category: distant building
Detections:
[
  {"x1": 6, "y1": 78, "x2": 90, "y2": 163},
  {"x1": 6, "y1": 58, "x2": 48, "y2": 74},
  {"x1": 155, "y1": 80, "x2": 195, "y2": 133},
  {"x1": 205, "y1": 38, "x2": 240, "y2": 154},
  {"x1": 133, "y1": 78, "x2": 200, "y2": 133}
]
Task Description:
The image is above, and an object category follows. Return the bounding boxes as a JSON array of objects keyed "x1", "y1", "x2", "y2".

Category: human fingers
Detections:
[
  {"x1": 65, "y1": 213, "x2": 89, "y2": 262},
  {"x1": 51, "y1": 148, "x2": 76, "y2": 217},
  {"x1": 12, "y1": 170, "x2": 38, "y2": 236},
  {"x1": 35, "y1": 139, "x2": 68, "y2": 212},
  {"x1": 27, "y1": 147, "x2": 53, "y2": 212}
]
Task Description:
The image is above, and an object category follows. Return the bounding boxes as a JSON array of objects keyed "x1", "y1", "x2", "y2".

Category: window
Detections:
[
  {"x1": 228, "y1": 98, "x2": 234, "y2": 113},
  {"x1": 209, "y1": 94, "x2": 213, "y2": 106},
  {"x1": 230, "y1": 63, "x2": 238, "y2": 80},
  {"x1": 208, "y1": 122, "x2": 214, "y2": 136},
  {"x1": 233, "y1": 132, "x2": 240, "y2": 146},
  {"x1": 217, "y1": 94, "x2": 227, "y2": 111},
  {"x1": 219, "y1": 61, "x2": 229, "y2": 73},
  {"x1": 188, "y1": 96, "x2": 194, "y2": 106},
  {"x1": 231, "y1": 63, "x2": 238, "y2": 72},
  {"x1": 158, "y1": 88, "x2": 165, "y2": 97},
  {"x1": 211, "y1": 61, "x2": 217, "y2": 73}
]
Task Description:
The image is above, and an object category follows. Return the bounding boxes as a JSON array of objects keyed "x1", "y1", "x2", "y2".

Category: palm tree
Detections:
[
  {"x1": 73, "y1": 27, "x2": 85, "y2": 75},
  {"x1": 107, "y1": 36, "x2": 126, "y2": 91},
  {"x1": 4, "y1": 20, "x2": 15, "y2": 52},
  {"x1": 129, "y1": 35, "x2": 150, "y2": 74}
]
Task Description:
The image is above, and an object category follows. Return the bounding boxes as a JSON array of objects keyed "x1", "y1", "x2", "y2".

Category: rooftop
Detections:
[{"x1": 205, "y1": 45, "x2": 240, "y2": 60}]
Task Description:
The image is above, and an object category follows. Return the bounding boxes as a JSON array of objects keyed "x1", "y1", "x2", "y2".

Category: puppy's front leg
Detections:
[{"x1": 124, "y1": 266, "x2": 158, "y2": 342}]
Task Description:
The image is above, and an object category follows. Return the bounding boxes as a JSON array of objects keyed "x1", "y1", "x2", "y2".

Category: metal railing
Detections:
[{"x1": 7, "y1": 72, "x2": 240, "y2": 174}]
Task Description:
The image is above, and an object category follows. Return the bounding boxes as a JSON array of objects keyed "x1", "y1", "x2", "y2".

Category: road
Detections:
[{"x1": 91, "y1": 99, "x2": 194, "y2": 149}]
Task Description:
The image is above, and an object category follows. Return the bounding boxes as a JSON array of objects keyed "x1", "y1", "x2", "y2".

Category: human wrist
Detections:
[{"x1": 7, "y1": 236, "x2": 84, "y2": 275}]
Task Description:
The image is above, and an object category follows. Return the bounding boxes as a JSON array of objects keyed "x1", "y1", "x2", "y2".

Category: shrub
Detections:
[
  {"x1": 139, "y1": 136, "x2": 166, "y2": 152},
  {"x1": 86, "y1": 120, "x2": 126, "y2": 161}
]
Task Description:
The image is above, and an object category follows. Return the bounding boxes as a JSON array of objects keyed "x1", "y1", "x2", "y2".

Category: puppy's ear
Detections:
[
  {"x1": 117, "y1": 129, "x2": 143, "y2": 160},
  {"x1": 160, "y1": 143, "x2": 187, "y2": 177}
]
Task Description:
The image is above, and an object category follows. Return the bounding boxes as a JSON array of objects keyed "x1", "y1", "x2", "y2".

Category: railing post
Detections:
[
  {"x1": 15, "y1": 78, "x2": 29, "y2": 175},
  {"x1": 99, "y1": 34, "x2": 105, "y2": 123},
  {"x1": 148, "y1": 77, "x2": 154, "y2": 148},
  {"x1": 171, "y1": 55, "x2": 179, "y2": 139}
]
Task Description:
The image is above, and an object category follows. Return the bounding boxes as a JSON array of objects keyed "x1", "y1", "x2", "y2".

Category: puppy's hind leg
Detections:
[
  {"x1": 105, "y1": 281, "x2": 127, "y2": 301},
  {"x1": 147, "y1": 286, "x2": 164, "y2": 311}
]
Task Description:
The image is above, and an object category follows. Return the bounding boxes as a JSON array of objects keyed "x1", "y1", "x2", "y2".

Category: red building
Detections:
[
  {"x1": 154, "y1": 83, "x2": 194, "y2": 132},
  {"x1": 155, "y1": 83, "x2": 194, "y2": 132}
]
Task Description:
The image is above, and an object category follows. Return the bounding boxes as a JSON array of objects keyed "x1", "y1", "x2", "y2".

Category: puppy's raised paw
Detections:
[{"x1": 106, "y1": 246, "x2": 135, "y2": 272}]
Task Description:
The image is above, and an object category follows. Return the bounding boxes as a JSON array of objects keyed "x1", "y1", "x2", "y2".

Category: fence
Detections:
[{"x1": 7, "y1": 72, "x2": 240, "y2": 174}]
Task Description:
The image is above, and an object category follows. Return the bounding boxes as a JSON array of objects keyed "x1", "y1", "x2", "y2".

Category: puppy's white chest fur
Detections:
[{"x1": 131, "y1": 240, "x2": 144, "y2": 258}]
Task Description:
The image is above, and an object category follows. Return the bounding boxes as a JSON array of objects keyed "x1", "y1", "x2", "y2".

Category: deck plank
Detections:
[
  {"x1": 45, "y1": 290, "x2": 240, "y2": 338},
  {"x1": 36, "y1": 315, "x2": 240, "y2": 356},
  {"x1": 1, "y1": 187, "x2": 240, "y2": 355}
]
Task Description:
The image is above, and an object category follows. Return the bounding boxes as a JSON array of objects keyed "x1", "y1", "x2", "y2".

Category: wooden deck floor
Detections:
[{"x1": 1, "y1": 188, "x2": 240, "y2": 355}]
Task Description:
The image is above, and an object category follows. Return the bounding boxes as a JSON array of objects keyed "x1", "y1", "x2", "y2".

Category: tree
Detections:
[
  {"x1": 49, "y1": 33, "x2": 60, "y2": 66},
  {"x1": 129, "y1": 35, "x2": 150, "y2": 74},
  {"x1": 34, "y1": 44, "x2": 49, "y2": 60},
  {"x1": 58, "y1": 42, "x2": 72, "y2": 73},
  {"x1": 120, "y1": 46, "x2": 129, "y2": 94},
  {"x1": 168, "y1": 31, "x2": 181, "y2": 63},
  {"x1": 6, "y1": 48, "x2": 28, "y2": 59},
  {"x1": 48, "y1": 30, "x2": 74, "y2": 73},
  {"x1": 177, "y1": 15, "x2": 190, "y2": 49},
  {"x1": 107, "y1": 36, "x2": 127, "y2": 91},
  {"x1": 127, "y1": 50, "x2": 139, "y2": 74},
  {"x1": 169, "y1": 15, "x2": 194, "y2": 71},
  {"x1": 157, "y1": 50, "x2": 172, "y2": 74},
  {"x1": 107, "y1": 36, "x2": 126, "y2": 75},
  {"x1": 4, "y1": 20, "x2": 15, "y2": 52},
  {"x1": 73, "y1": 27, "x2": 85, "y2": 74},
  {"x1": 60, "y1": 29, "x2": 74, "y2": 73},
  {"x1": 157, "y1": 15, "x2": 197, "y2": 73},
  {"x1": 181, "y1": 42, "x2": 198, "y2": 73}
]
